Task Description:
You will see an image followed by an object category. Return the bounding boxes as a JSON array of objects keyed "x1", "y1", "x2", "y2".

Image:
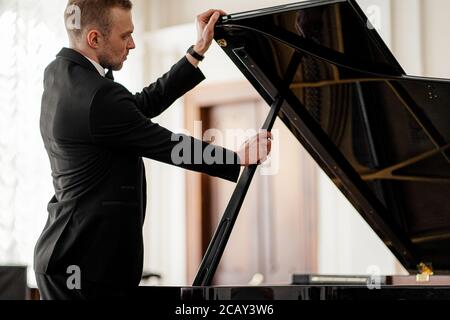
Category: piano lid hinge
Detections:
[
  {"x1": 217, "y1": 39, "x2": 228, "y2": 47},
  {"x1": 416, "y1": 262, "x2": 434, "y2": 282}
]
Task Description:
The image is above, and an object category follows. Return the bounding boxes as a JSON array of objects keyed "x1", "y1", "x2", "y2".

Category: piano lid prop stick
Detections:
[
  {"x1": 193, "y1": 52, "x2": 302, "y2": 287},
  {"x1": 193, "y1": 96, "x2": 284, "y2": 287}
]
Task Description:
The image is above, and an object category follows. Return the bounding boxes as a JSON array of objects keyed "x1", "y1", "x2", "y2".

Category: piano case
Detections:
[{"x1": 139, "y1": 0, "x2": 450, "y2": 300}]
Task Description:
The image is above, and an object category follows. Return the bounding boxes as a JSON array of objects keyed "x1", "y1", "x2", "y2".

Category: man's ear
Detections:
[{"x1": 86, "y1": 29, "x2": 101, "y2": 49}]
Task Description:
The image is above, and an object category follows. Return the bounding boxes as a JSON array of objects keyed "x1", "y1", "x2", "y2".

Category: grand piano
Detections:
[{"x1": 138, "y1": 0, "x2": 450, "y2": 300}]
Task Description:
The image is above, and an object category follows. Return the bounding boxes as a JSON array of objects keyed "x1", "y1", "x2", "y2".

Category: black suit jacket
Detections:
[{"x1": 35, "y1": 48, "x2": 241, "y2": 288}]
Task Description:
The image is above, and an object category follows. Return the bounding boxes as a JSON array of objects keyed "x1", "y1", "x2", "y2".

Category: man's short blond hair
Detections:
[{"x1": 65, "y1": 0, "x2": 132, "y2": 39}]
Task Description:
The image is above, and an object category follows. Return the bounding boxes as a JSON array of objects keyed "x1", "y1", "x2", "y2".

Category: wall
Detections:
[
  {"x1": 146, "y1": 0, "x2": 302, "y2": 30},
  {"x1": 420, "y1": 0, "x2": 450, "y2": 77}
]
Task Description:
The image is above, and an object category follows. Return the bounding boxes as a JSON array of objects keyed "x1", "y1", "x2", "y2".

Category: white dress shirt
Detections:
[{"x1": 84, "y1": 55, "x2": 106, "y2": 77}]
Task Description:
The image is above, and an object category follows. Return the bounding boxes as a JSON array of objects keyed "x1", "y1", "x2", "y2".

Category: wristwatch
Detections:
[{"x1": 187, "y1": 45, "x2": 205, "y2": 62}]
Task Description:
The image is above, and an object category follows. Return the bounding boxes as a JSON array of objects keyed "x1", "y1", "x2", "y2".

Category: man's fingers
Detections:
[
  {"x1": 197, "y1": 9, "x2": 215, "y2": 20},
  {"x1": 205, "y1": 12, "x2": 220, "y2": 31},
  {"x1": 198, "y1": 9, "x2": 226, "y2": 23},
  {"x1": 266, "y1": 139, "x2": 272, "y2": 153},
  {"x1": 239, "y1": 132, "x2": 273, "y2": 166},
  {"x1": 255, "y1": 133, "x2": 272, "y2": 162},
  {"x1": 257, "y1": 131, "x2": 272, "y2": 140}
]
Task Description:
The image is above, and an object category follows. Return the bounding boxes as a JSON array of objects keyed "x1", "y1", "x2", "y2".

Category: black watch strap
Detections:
[{"x1": 187, "y1": 45, "x2": 205, "y2": 61}]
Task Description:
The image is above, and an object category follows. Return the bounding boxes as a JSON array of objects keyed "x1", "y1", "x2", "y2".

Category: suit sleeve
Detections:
[
  {"x1": 134, "y1": 56, "x2": 205, "y2": 118},
  {"x1": 90, "y1": 83, "x2": 241, "y2": 182}
]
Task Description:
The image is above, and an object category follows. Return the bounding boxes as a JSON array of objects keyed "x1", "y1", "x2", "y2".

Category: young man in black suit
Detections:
[{"x1": 35, "y1": 0, "x2": 272, "y2": 300}]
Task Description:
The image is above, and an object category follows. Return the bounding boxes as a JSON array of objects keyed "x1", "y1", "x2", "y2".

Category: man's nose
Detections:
[{"x1": 128, "y1": 36, "x2": 136, "y2": 50}]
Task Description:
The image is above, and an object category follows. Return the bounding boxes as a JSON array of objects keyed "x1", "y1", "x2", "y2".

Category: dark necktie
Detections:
[{"x1": 105, "y1": 69, "x2": 114, "y2": 81}]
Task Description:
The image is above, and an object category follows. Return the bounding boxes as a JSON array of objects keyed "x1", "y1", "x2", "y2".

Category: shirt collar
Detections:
[{"x1": 84, "y1": 56, "x2": 106, "y2": 77}]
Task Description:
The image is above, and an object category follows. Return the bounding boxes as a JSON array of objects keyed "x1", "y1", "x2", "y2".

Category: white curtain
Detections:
[
  {"x1": 0, "y1": 0, "x2": 145, "y2": 286},
  {"x1": 0, "y1": 0, "x2": 68, "y2": 285}
]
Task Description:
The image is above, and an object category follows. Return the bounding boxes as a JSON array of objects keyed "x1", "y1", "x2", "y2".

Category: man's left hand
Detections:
[{"x1": 194, "y1": 9, "x2": 227, "y2": 56}]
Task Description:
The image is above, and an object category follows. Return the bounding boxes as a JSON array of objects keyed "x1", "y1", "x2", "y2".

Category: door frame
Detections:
[
  {"x1": 184, "y1": 81, "x2": 262, "y2": 282},
  {"x1": 183, "y1": 80, "x2": 319, "y2": 283}
]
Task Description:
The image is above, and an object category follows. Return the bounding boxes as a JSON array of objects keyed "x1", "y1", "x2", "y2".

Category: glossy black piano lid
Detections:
[{"x1": 214, "y1": 0, "x2": 450, "y2": 273}]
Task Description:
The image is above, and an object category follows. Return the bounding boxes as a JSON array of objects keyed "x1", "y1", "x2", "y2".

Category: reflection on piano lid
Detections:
[
  {"x1": 292, "y1": 274, "x2": 375, "y2": 285},
  {"x1": 292, "y1": 274, "x2": 450, "y2": 286},
  {"x1": 138, "y1": 0, "x2": 450, "y2": 300}
]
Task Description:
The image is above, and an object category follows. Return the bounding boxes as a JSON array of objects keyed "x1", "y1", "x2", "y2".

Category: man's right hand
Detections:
[
  {"x1": 237, "y1": 131, "x2": 273, "y2": 166},
  {"x1": 194, "y1": 9, "x2": 227, "y2": 56}
]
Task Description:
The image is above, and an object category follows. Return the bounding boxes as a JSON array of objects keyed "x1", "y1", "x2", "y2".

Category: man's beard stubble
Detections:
[{"x1": 98, "y1": 49, "x2": 123, "y2": 71}]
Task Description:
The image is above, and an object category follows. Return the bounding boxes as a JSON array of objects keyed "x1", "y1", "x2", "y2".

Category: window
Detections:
[{"x1": 0, "y1": 0, "x2": 68, "y2": 285}]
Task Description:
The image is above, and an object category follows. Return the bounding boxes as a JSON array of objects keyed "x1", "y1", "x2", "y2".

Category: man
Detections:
[{"x1": 35, "y1": 0, "x2": 272, "y2": 300}]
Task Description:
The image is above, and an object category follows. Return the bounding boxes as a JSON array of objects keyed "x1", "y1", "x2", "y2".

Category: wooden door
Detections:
[{"x1": 185, "y1": 82, "x2": 318, "y2": 285}]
